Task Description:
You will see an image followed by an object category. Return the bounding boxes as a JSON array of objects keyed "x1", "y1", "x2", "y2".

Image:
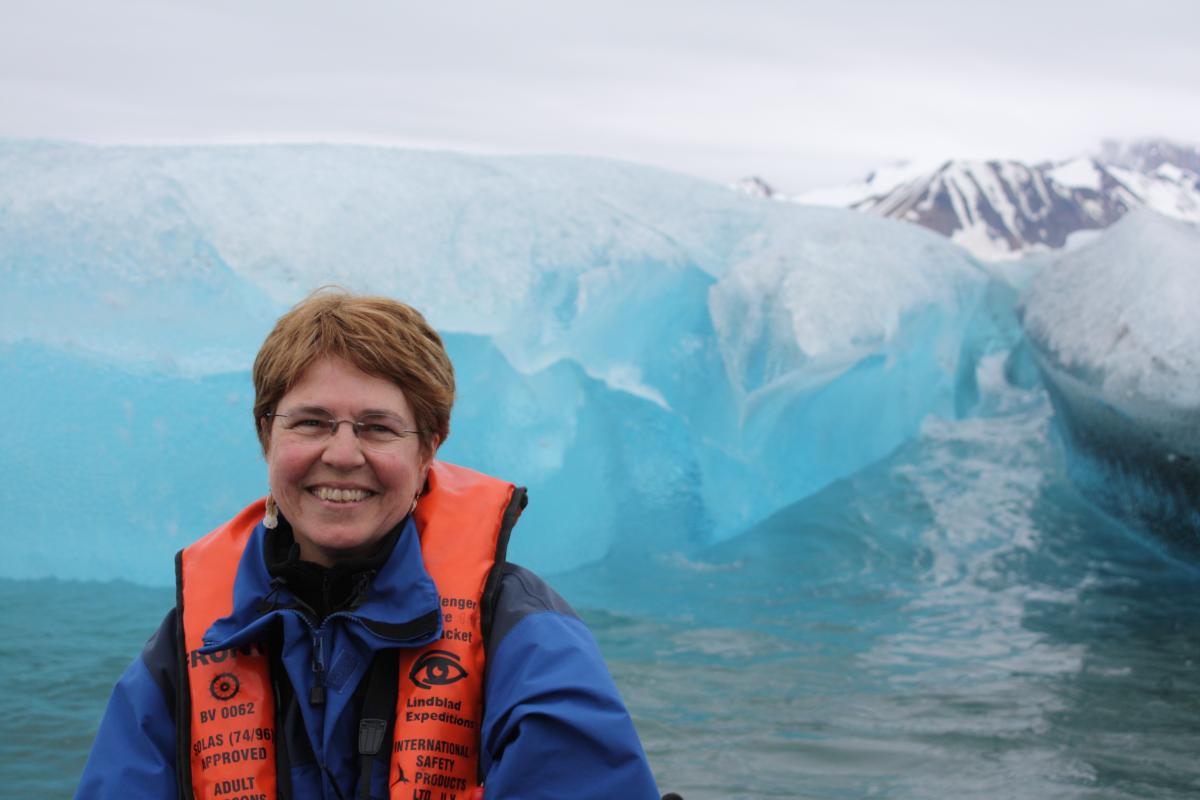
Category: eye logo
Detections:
[
  {"x1": 409, "y1": 649, "x2": 468, "y2": 689},
  {"x1": 209, "y1": 672, "x2": 240, "y2": 701}
]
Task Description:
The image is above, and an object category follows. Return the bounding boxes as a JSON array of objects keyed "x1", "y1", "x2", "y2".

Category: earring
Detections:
[{"x1": 263, "y1": 494, "x2": 279, "y2": 529}]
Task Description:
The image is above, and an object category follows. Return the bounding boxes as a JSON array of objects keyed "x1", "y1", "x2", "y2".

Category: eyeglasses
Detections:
[{"x1": 264, "y1": 412, "x2": 423, "y2": 452}]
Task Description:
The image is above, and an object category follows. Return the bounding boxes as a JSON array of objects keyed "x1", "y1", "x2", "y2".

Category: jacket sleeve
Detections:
[
  {"x1": 481, "y1": 565, "x2": 659, "y2": 800},
  {"x1": 76, "y1": 609, "x2": 180, "y2": 799}
]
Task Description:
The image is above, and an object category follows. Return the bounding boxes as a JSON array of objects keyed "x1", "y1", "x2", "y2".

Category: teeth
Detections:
[{"x1": 313, "y1": 487, "x2": 371, "y2": 503}]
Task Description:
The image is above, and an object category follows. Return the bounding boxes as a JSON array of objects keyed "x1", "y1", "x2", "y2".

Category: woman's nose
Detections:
[{"x1": 321, "y1": 423, "x2": 367, "y2": 467}]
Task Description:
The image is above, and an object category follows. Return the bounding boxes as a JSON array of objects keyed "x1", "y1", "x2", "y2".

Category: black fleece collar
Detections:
[{"x1": 263, "y1": 516, "x2": 403, "y2": 623}]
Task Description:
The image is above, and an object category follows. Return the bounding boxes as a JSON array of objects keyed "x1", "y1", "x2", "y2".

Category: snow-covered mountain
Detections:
[{"x1": 791, "y1": 139, "x2": 1200, "y2": 260}]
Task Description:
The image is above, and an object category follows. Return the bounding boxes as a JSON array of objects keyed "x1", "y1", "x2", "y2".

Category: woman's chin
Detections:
[{"x1": 294, "y1": 527, "x2": 387, "y2": 566}]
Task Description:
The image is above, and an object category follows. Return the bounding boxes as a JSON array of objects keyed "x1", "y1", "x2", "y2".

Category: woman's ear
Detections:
[
  {"x1": 258, "y1": 415, "x2": 273, "y2": 458},
  {"x1": 420, "y1": 435, "x2": 441, "y2": 488},
  {"x1": 422, "y1": 434, "x2": 442, "y2": 466}
]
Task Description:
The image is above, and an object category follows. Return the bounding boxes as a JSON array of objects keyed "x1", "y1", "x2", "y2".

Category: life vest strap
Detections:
[{"x1": 357, "y1": 649, "x2": 400, "y2": 799}]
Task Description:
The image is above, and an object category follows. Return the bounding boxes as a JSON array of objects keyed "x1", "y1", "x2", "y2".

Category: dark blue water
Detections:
[{"x1": 4, "y1": 390, "x2": 1199, "y2": 799}]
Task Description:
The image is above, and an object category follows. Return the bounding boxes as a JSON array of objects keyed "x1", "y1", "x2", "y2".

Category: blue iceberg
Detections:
[
  {"x1": 4, "y1": 140, "x2": 994, "y2": 583},
  {"x1": 1020, "y1": 211, "x2": 1200, "y2": 557}
]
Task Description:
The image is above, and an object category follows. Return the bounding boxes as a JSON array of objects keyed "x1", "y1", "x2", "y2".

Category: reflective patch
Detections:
[{"x1": 326, "y1": 649, "x2": 360, "y2": 692}]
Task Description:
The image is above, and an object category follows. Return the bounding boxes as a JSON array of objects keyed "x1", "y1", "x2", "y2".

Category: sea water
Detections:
[{"x1": 3, "y1": 392, "x2": 1199, "y2": 799}]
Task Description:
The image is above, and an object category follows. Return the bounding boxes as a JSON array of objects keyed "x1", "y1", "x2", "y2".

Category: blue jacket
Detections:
[{"x1": 76, "y1": 515, "x2": 659, "y2": 799}]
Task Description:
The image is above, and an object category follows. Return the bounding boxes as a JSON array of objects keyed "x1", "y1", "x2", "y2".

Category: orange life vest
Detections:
[{"x1": 176, "y1": 461, "x2": 524, "y2": 799}]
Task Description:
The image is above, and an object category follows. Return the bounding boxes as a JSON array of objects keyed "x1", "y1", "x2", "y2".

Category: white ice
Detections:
[{"x1": 1020, "y1": 210, "x2": 1200, "y2": 410}]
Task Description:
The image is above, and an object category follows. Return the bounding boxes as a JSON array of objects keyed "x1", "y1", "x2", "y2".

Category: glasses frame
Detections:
[{"x1": 263, "y1": 411, "x2": 423, "y2": 451}]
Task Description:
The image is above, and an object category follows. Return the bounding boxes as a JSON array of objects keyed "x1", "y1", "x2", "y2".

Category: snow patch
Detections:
[{"x1": 1048, "y1": 158, "x2": 1103, "y2": 192}]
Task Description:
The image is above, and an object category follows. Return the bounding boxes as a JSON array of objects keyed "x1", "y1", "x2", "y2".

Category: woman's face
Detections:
[{"x1": 265, "y1": 356, "x2": 437, "y2": 566}]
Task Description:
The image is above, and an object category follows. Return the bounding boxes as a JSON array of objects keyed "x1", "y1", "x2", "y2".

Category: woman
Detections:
[{"x1": 77, "y1": 291, "x2": 661, "y2": 799}]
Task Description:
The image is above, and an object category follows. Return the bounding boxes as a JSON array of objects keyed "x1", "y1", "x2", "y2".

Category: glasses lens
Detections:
[
  {"x1": 282, "y1": 414, "x2": 334, "y2": 437},
  {"x1": 357, "y1": 414, "x2": 407, "y2": 448}
]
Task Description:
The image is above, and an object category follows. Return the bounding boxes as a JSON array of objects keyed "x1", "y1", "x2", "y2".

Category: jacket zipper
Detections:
[
  {"x1": 309, "y1": 624, "x2": 328, "y2": 706},
  {"x1": 311, "y1": 572, "x2": 335, "y2": 706},
  {"x1": 306, "y1": 610, "x2": 356, "y2": 706}
]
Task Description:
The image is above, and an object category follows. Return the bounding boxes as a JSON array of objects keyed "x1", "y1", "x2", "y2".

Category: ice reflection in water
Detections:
[{"x1": 571, "y1": 390, "x2": 1200, "y2": 799}]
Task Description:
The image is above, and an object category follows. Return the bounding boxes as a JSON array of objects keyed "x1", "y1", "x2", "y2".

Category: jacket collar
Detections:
[{"x1": 201, "y1": 515, "x2": 442, "y2": 652}]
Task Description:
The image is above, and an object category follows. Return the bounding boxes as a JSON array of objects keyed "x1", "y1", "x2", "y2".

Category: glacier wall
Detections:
[{"x1": 0, "y1": 141, "x2": 993, "y2": 584}]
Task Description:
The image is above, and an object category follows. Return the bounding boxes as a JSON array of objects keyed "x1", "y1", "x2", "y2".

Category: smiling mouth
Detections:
[{"x1": 310, "y1": 487, "x2": 375, "y2": 503}]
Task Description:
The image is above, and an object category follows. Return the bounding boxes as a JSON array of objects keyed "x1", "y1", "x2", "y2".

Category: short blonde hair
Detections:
[{"x1": 252, "y1": 289, "x2": 454, "y2": 457}]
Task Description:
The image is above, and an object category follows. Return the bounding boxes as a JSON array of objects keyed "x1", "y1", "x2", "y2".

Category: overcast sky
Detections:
[{"x1": 2, "y1": 0, "x2": 1198, "y2": 191}]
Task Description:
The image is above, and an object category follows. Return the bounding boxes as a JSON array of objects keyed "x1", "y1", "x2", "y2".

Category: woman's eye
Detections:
[
  {"x1": 360, "y1": 417, "x2": 402, "y2": 437},
  {"x1": 291, "y1": 417, "x2": 329, "y2": 430}
]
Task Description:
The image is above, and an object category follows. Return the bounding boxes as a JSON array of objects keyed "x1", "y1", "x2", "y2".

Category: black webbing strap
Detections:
[
  {"x1": 174, "y1": 551, "x2": 194, "y2": 800},
  {"x1": 474, "y1": 484, "x2": 527, "y2": 786},
  {"x1": 357, "y1": 649, "x2": 400, "y2": 799}
]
